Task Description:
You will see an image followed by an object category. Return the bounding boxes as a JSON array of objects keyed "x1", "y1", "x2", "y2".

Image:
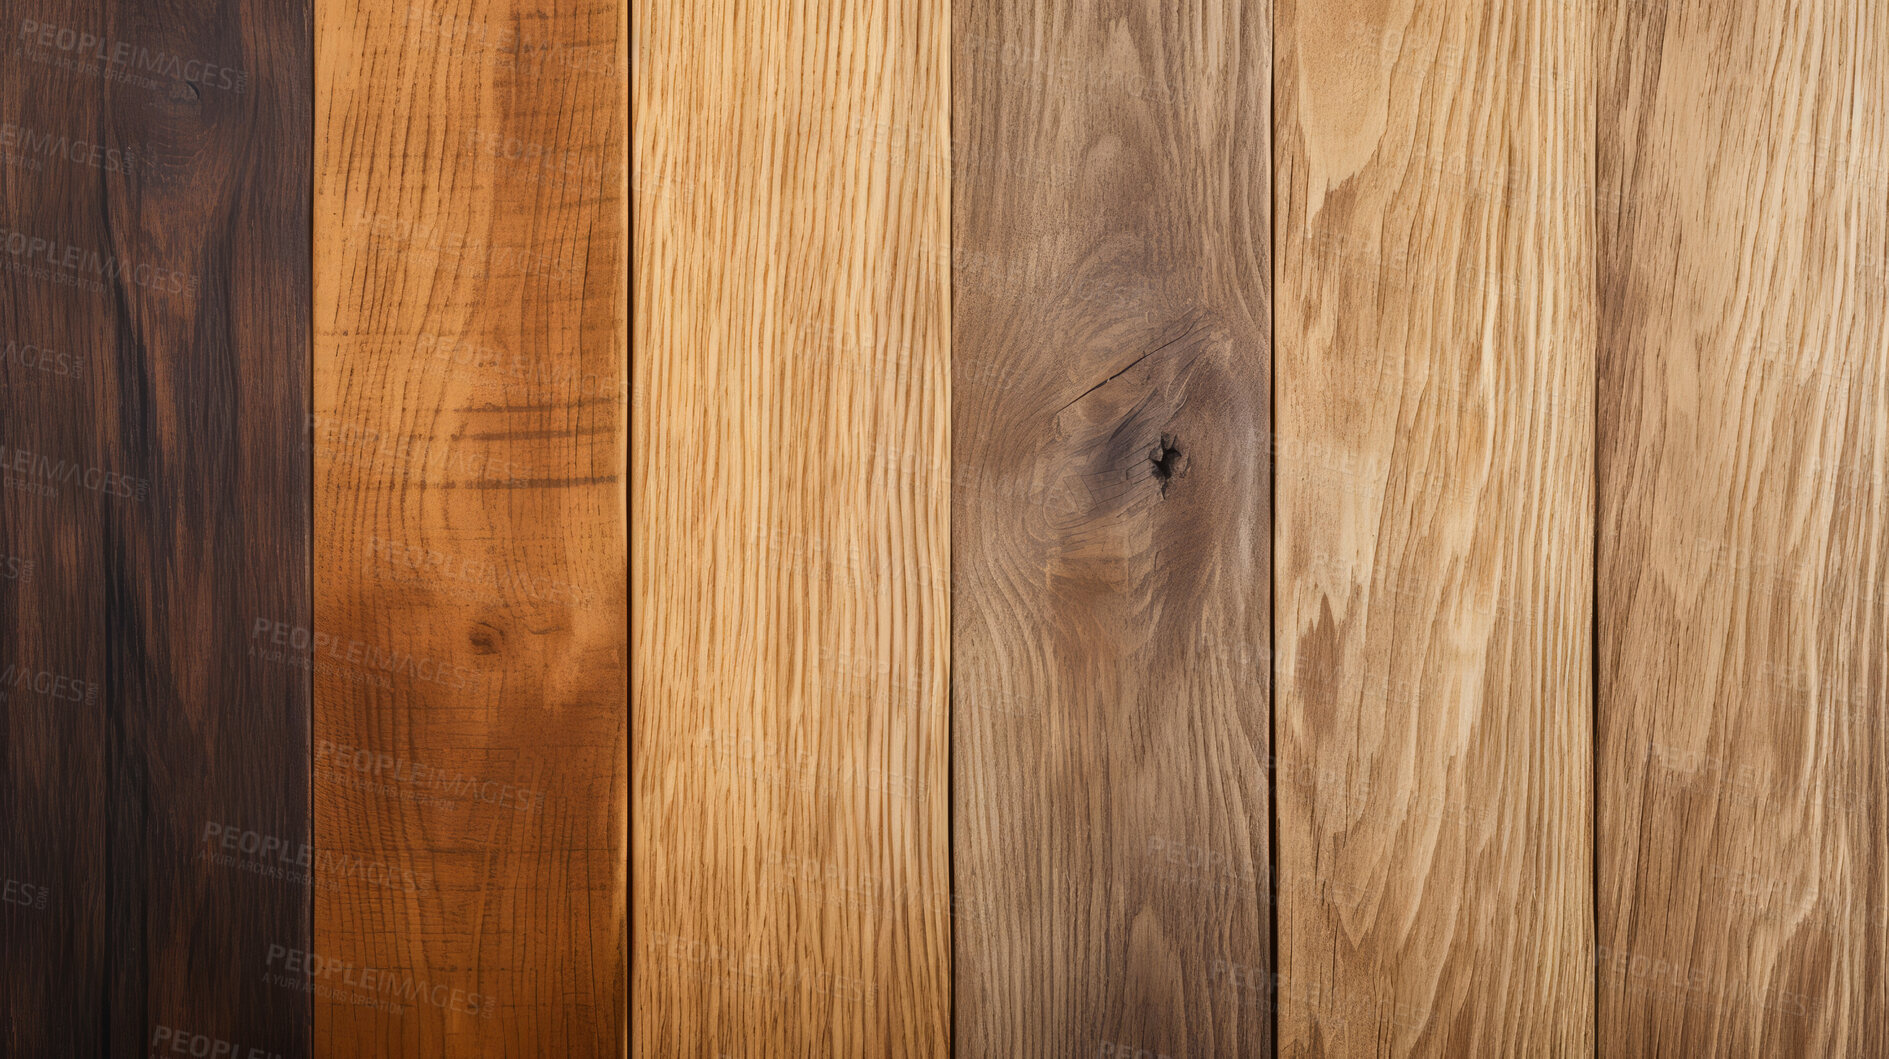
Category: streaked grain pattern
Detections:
[
  {"x1": 1596, "y1": 0, "x2": 1889, "y2": 1052},
  {"x1": 314, "y1": 0, "x2": 628, "y2": 1053},
  {"x1": 952, "y1": 4, "x2": 1273, "y2": 1055},
  {"x1": 631, "y1": 0, "x2": 952, "y2": 1054},
  {"x1": 1274, "y1": 0, "x2": 1595, "y2": 1051},
  {"x1": 0, "y1": 0, "x2": 312, "y2": 1053}
]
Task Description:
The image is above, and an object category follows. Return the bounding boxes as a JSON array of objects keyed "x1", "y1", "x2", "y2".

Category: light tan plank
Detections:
[
  {"x1": 1274, "y1": 0, "x2": 1595, "y2": 1051},
  {"x1": 631, "y1": 0, "x2": 951, "y2": 1054},
  {"x1": 1596, "y1": 0, "x2": 1889, "y2": 1052}
]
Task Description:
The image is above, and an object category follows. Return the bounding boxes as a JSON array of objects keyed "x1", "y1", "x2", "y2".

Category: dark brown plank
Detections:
[
  {"x1": 0, "y1": 1, "x2": 311, "y2": 1055},
  {"x1": 951, "y1": 4, "x2": 1273, "y2": 1054}
]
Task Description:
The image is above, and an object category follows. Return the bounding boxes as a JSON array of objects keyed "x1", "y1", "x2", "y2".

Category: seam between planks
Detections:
[
  {"x1": 1267, "y1": 0, "x2": 1281, "y2": 1053},
  {"x1": 947, "y1": 0, "x2": 957, "y2": 1051}
]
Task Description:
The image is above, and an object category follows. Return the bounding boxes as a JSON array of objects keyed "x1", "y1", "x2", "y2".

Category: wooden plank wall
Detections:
[
  {"x1": 6, "y1": 0, "x2": 1880, "y2": 1054},
  {"x1": 1596, "y1": 0, "x2": 1889, "y2": 1053},
  {"x1": 630, "y1": 0, "x2": 952, "y2": 1055},
  {"x1": 314, "y1": 0, "x2": 628, "y2": 1054},
  {"x1": 1273, "y1": 0, "x2": 1595, "y2": 1052},
  {"x1": 0, "y1": 0, "x2": 313, "y2": 1055},
  {"x1": 951, "y1": 3, "x2": 1273, "y2": 1055}
]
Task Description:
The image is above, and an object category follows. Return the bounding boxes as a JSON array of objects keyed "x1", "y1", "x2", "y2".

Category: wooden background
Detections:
[
  {"x1": 634, "y1": 0, "x2": 1888, "y2": 1056},
  {"x1": 0, "y1": 0, "x2": 1880, "y2": 1053}
]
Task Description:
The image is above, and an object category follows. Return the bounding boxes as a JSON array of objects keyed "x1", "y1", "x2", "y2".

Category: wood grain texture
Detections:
[
  {"x1": 1596, "y1": 0, "x2": 1889, "y2": 1053},
  {"x1": 313, "y1": 0, "x2": 627, "y2": 1053},
  {"x1": 951, "y1": 5, "x2": 1272, "y2": 1055},
  {"x1": 0, "y1": 0, "x2": 312, "y2": 1054},
  {"x1": 1273, "y1": 0, "x2": 1594, "y2": 1051},
  {"x1": 631, "y1": 0, "x2": 951, "y2": 1055}
]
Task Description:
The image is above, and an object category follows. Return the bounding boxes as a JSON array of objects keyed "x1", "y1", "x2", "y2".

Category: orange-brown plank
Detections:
[{"x1": 313, "y1": 0, "x2": 629, "y2": 1053}]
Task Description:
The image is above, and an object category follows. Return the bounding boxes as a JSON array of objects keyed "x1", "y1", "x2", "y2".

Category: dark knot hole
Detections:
[{"x1": 1149, "y1": 433, "x2": 1187, "y2": 496}]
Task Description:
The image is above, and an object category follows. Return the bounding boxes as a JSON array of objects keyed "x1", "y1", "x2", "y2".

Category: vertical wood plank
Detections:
[
  {"x1": 0, "y1": 0, "x2": 312, "y2": 1054},
  {"x1": 951, "y1": 4, "x2": 1272, "y2": 1055},
  {"x1": 1596, "y1": 0, "x2": 1889, "y2": 1052},
  {"x1": 1273, "y1": 0, "x2": 1594, "y2": 1051},
  {"x1": 631, "y1": 1, "x2": 952, "y2": 1055},
  {"x1": 313, "y1": 0, "x2": 628, "y2": 1053}
]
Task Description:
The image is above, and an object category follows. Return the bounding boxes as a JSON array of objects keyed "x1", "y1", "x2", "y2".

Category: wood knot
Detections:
[{"x1": 1149, "y1": 433, "x2": 1187, "y2": 496}]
